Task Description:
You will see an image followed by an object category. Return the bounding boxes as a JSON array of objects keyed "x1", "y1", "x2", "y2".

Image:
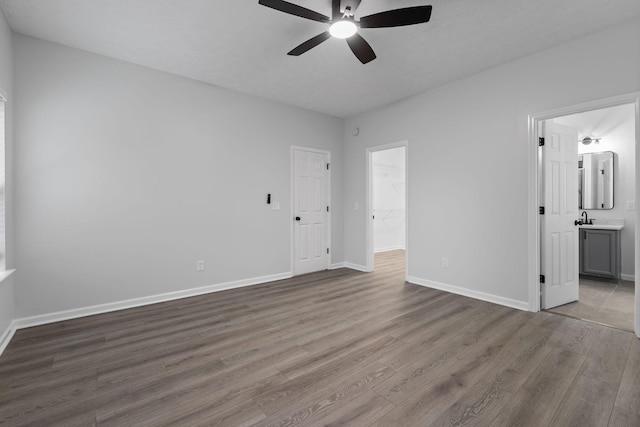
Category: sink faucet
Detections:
[{"x1": 581, "y1": 211, "x2": 589, "y2": 225}]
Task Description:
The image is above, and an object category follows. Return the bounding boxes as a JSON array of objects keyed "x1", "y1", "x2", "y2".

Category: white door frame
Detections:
[
  {"x1": 366, "y1": 140, "x2": 408, "y2": 278},
  {"x1": 527, "y1": 92, "x2": 640, "y2": 337},
  {"x1": 290, "y1": 145, "x2": 331, "y2": 275}
]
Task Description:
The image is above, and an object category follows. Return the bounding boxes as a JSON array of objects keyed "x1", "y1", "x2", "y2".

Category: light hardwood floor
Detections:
[{"x1": 0, "y1": 250, "x2": 638, "y2": 426}]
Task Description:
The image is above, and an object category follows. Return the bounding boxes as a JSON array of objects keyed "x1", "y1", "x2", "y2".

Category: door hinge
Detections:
[
  {"x1": 326, "y1": 163, "x2": 330, "y2": 170},
  {"x1": 327, "y1": 206, "x2": 329, "y2": 212},
  {"x1": 538, "y1": 137, "x2": 545, "y2": 146},
  {"x1": 539, "y1": 206, "x2": 545, "y2": 215},
  {"x1": 327, "y1": 248, "x2": 330, "y2": 254},
  {"x1": 540, "y1": 274, "x2": 545, "y2": 284}
]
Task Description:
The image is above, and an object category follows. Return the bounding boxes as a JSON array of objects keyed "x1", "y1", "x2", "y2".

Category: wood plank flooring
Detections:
[{"x1": 0, "y1": 250, "x2": 638, "y2": 426}]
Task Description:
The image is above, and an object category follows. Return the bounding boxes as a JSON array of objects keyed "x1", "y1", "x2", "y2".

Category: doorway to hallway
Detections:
[{"x1": 366, "y1": 142, "x2": 407, "y2": 276}]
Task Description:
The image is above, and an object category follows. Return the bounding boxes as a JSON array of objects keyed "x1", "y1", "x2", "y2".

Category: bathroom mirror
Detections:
[{"x1": 579, "y1": 151, "x2": 614, "y2": 209}]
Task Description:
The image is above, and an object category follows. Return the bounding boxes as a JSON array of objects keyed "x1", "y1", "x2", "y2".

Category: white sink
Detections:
[{"x1": 579, "y1": 224, "x2": 624, "y2": 231}]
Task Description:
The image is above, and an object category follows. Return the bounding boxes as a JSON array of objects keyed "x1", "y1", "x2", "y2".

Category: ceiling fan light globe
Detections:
[{"x1": 330, "y1": 20, "x2": 357, "y2": 38}]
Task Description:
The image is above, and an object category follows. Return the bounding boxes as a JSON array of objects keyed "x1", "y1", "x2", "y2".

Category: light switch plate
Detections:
[
  {"x1": 626, "y1": 201, "x2": 635, "y2": 210},
  {"x1": 272, "y1": 202, "x2": 280, "y2": 211}
]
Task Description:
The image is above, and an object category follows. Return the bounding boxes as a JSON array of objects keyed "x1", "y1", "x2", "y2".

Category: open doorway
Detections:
[
  {"x1": 530, "y1": 94, "x2": 639, "y2": 336},
  {"x1": 542, "y1": 104, "x2": 635, "y2": 331},
  {"x1": 366, "y1": 142, "x2": 408, "y2": 276}
]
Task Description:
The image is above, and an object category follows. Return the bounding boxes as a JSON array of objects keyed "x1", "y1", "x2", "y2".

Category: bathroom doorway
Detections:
[
  {"x1": 366, "y1": 141, "x2": 408, "y2": 276},
  {"x1": 530, "y1": 94, "x2": 639, "y2": 335},
  {"x1": 545, "y1": 104, "x2": 635, "y2": 331}
]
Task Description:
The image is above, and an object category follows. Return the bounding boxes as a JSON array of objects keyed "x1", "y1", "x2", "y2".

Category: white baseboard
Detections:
[
  {"x1": 621, "y1": 274, "x2": 635, "y2": 282},
  {"x1": 12, "y1": 271, "x2": 292, "y2": 331},
  {"x1": 374, "y1": 246, "x2": 405, "y2": 253},
  {"x1": 407, "y1": 276, "x2": 530, "y2": 312},
  {"x1": 344, "y1": 262, "x2": 371, "y2": 273},
  {"x1": 0, "y1": 320, "x2": 17, "y2": 356},
  {"x1": 330, "y1": 261, "x2": 375, "y2": 273}
]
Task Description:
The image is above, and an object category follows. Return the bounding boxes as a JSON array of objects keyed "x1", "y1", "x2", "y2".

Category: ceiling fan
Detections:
[{"x1": 258, "y1": 0, "x2": 433, "y2": 64}]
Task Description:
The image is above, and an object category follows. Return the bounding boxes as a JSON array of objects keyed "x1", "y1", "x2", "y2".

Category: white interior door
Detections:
[
  {"x1": 541, "y1": 121, "x2": 579, "y2": 309},
  {"x1": 293, "y1": 149, "x2": 329, "y2": 275}
]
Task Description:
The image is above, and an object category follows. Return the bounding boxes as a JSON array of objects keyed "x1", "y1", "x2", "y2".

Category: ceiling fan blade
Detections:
[
  {"x1": 346, "y1": 33, "x2": 376, "y2": 64},
  {"x1": 359, "y1": 5, "x2": 432, "y2": 28},
  {"x1": 332, "y1": 0, "x2": 341, "y2": 20},
  {"x1": 288, "y1": 31, "x2": 332, "y2": 56},
  {"x1": 258, "y1": 0, "x2": 330, "y2": 23}
]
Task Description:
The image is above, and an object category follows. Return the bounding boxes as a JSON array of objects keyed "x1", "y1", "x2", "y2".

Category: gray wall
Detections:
[
  {"x1": 343, "y1": 18, "x2": 640, "y2": 307},
  {"x1": 13, "y1": 35, "x2": 344, "y2": 318},
  {"x1": 0, "y1": 8, "x2": 14, "y2": 338},
  {"x1": 7, "y1": 17, "x2": 640, "y2": 322}
]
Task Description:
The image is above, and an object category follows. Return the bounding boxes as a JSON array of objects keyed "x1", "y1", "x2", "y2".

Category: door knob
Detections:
[{"x1": 295, "y1": 216, "x2": 301, "y2": 221}]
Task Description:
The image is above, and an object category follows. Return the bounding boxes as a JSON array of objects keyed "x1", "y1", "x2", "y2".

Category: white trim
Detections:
[
  {"x1": 290, "y1": 146, "x2": 332, "y2": 276},
  {"x1": 344, "y1": 262, "x2": 370, "y2": 273},
  {"x1": 0, "y1": 269, "x2": 15, "y2": 285},
  {"x1": 374, "y1": 246, "x2": 406, "y2": 253},
  {"x1": 527, "y1": 114, "x2": 541, "y2": 313},
  {"x1": 408, "y1": 276, "x2": 530, "y2": 312},
  {"x1": 621, "y1": 274, "x2": 636, "y2": 282},
  {"x1": 527, "y1": 92, "x2": 640, "y2": 337},
  {"x1": 0, "y1": 320, "x2": 16, "y2": 356},
  {"x1": 11, "y1": 271, "x2": 292, "y2": 331},
  {"x1": 329, "y1": 262, "x2": 378, "y2": 272},
  {"x1": 0, "y1": 87, "x2": 6, "y2": 102},
  {"x1": 636, "y1": 94, "x2": 640, "y2": 339},
  {"x1": 366, "y1": 141, "x2": 409, "y2": 280}
]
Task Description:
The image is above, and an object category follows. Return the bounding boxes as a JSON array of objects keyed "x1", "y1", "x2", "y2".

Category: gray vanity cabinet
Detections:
[{"x1": 579, "y1": 228, "x2": 621, "y2": 279}]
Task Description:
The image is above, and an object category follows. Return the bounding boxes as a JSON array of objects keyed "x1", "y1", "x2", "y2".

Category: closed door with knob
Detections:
[{"x1": 293, "y1": 148, "x2": 329, "y2": 275}]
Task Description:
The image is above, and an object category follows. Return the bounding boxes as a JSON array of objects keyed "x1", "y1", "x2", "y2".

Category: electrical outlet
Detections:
[
  {"x1": 626, "y1": 201, "x2": 635, "y2": 210},
  {"x1": 441, "y1": 258, "x2": 449, "y2": 268},
  {"x1": 272, "y1": 202, "x2": 280, "y2": 211},
  {"x1": 196, "y1": 260, "x2": 205, "y2": 271}
]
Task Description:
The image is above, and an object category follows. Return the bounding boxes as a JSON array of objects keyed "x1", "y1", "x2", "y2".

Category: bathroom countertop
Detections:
[{"x1": 579, "y1": 224, "x2": 624, "y2": 231}]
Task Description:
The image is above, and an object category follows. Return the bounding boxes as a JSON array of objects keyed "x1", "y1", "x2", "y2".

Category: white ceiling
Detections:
[
  {"x1": 1, "y1": 0, "x2": 639, "y2": 118},
  {"x1": 554, "y1": 103, "x2": 635, "y2": 141}
]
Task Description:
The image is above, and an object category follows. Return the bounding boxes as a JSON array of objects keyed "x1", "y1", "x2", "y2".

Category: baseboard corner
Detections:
[
  {"x1": 344, "y1": 262, "x2": 371, "y2": 273},
  {"x1": 406, "y1": 275, "x2": 530, "y2": 312}
]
